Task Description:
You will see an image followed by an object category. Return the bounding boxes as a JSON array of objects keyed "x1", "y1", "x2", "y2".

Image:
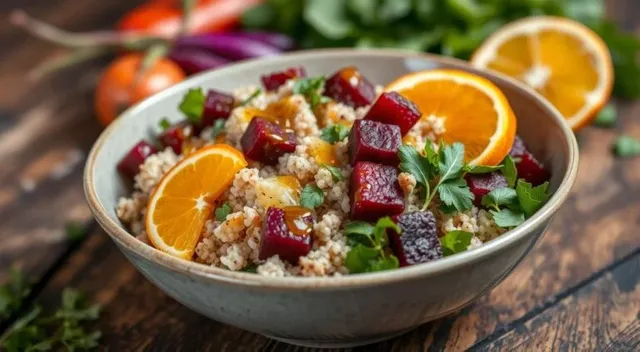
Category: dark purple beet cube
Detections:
[
  {"x1": 389, "y1": 211, "x2": 442, "y2": 266},
  {"x1": 117, "y1": 141, "x2": 157, "y2": 179},
  {"x1": 364, "y1": 92, "x2": 421, "y2": 135},
  {"x1": 349, "y1": 120, "x2": 401, "y2": 166},
  {"x1": 259, "y1": 207, "x2": 313, "y2": 263},
  {"x1": 198, "y1": 89, "x2": 234, "y2": 130},
  {"x1": 324, "y1": 67, "x2": 376, "y2": 108},
  {"x1": 158, "y1": 121, "x2": 192, "y2": 154},
  {"x1": 261, "y1": 66, "x2": 307, "y2": 91},
  {"x1": 350, "y1": 162, "x2": 405, "y2": 221},
  {"x1": 465, "y1": 172, "x2": 508, "y2": 206},
  {"x1": 509, "y1": 135, "x2": 551, "y2": 186},
  {"x1": 240, "y1": 117, "x2": 297, "y2": 165}
]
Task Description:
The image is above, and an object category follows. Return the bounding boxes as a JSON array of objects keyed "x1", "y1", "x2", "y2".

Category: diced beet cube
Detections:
[
  {"x1": 259, "y1": 206, "x2": 313, "y2": 263},
  {"x1": 117, "y1": 141, "x2": 157, "y2": 179},
  {"x1": 350, "y1": 162, "x2": 405, "y2": 221},
  {"x1": 349, "y1": 120, "x2": 401, "y2": 166},
  {"x1": 324, "y1": 67, "x2": 376, "y2": 108},
  {"x1": 158, "y1": 121, "x2": 193, "y2": 154},
  {"x1": 198, "y1": 89, "x2": 234, "y2": 130},
  {"x1": 240, "y1": 117, "x2": 297, "y2": 165},
  {"x1": 261, "y1": 66, "x2": 307, "y2": 91},
  {"x1": 389, "y1": 211, "x2": 442, "y2": 267},
  {"x1": 509, "y1": 136, "x2": 551, "y2": 186},
  {"x1": 465, "y1": 172, "x2": 508, "y2": 206},
  {"x1": 364, "y1": 92, "x2": 421, "y2": 135}
]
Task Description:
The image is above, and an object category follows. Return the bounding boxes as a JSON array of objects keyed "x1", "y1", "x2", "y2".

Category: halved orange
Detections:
[
  {"x1": 145, "y1": 144, "x2": 247, "y2": 259},
  {"x1": 386, "y1": 69, "x2": 517, "y2": 166},
  {"x1": 471, "y1": 16, "x2": 613, "y2": 131}
]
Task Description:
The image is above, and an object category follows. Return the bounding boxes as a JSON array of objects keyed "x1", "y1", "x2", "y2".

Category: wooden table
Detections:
[{"x1": 1, "y1": 1, "x2": 639, "y2": 351}]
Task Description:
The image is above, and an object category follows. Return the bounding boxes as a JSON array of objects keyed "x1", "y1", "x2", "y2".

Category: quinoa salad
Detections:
[{"x1": 116, "y1": 66, "x2": 552, "y2": 277}]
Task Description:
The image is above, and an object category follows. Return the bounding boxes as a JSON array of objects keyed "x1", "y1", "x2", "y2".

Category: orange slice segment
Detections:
[
  {"x1": 145, "y1": 144, "x2": 247, "y2": 259},
  {"x1": 471, "y1": 16, "x2": 613, "y2": 131},
  {"x1": 386, "y1": 69, "x2": 517, "y2": 166}
]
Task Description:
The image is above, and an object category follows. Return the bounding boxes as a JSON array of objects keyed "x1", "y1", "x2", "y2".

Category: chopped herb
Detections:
[
  {"x1": 516, "y1": 180, "x2": 550, "y2": 217},
  {"x1": 613, "y1": 135, "x2": 640, "y2": 158},
  {"x1": 320, "y1": 164, "x2": 344, "y2": 181},
  {"x1": 464, "y1": 164, "x2": 503, "y2": 174},
  {"x1": 344, "y1": 217, "x2": 400, "y2": 273},
  {"x1": 440, "y1": 230, "x2": 473, "y2": 256},
  {"x1": 179, "y1": 88, "x2": 206, "y2": 124},
  {"x1": 320, "y1": 124, "x2": 350, "y2": 144},
  {"x1": 241, "y1": 264, "x2": 258, "y2": 273},
  {"x1": 0, "y1": 268, "x2": 31, "y2": 321},
  {"x1": 65, "y1": 222, "x2": 86, "y2": 242},
  {"x1": 501, "y1": 155, "x2": 518, "y2": 188},
  {"x1": 481, "y1": 187, "x2": 518, "y2": 211},
  {"x1": 210, "y1": 119, "x2": 226, "y2": 140},
  {"x1": 300, "y1": 184, "x2": 324, "y2": 209},
  {"x1": 490, "y1": 208, "x2": 525, "y2": 228},
  {"x1": 240, "y1": 88, "x2": 262, "y2": 106},
  {"x1": 593, "y1": 103, "x2": 617, "y2": 127},
  {"x1": 292, "y1": 76, "x2": 329, "y2": 108},
  {"x1": 159, "y1": 117, "x2": 171, "y2": 130},
  {"x1": 214, "y1": 202, "x2": 232, "y2": 222}
]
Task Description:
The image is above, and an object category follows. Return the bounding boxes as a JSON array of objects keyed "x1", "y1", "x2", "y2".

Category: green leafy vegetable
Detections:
[
  {"x1": 210, "y1": 119, "x2": 226, "y2": 140},
  {"x1": 593, "y1": 103, "x2": 616, "y2": 127},
  {"x1": 464, "y1": 164, "x2": 503, "y2": 174},
  {"x1": 300, "y1": 184, "x2": 324, "y2": 209},
  {"x1": 292, "y1": 76, "x2": 330, "y2": 108},
  {"x1": 490, "y1": 208, "x2": 525, "y2": 228},
  {"x1": 344, "y1": 217, "x2": 400, "y2": 274},
  {"x1": 240, "y1": 88, "x2": 262, "y2": 106},
  {"x1": 613, "y1": 135, "x2": 640, "y2": 158},
  {"x1": 179, "y1": 88, "x2": 206, "y2": 124},
  {"x1": 0, "y1": 268, "x2": 31, "y2": 321},
  {"x1": 501, "y1": 155, "x2": 518, "y2": 188},
  {"x1": 159, "y1": 117, "x2": 171, "y2": 131},
  {"x1": 320, "y1": 124, "x2": 350, "y2": 144},
  {"x1": 481, "y1": 187, "x2": 518, "y2": 211},
  {"x1": 440, "y1": 230, "x2": 473, "y2": 256},
  {"x1": 516, "y1": 180, "x2": 550, "y2": 217},
  {"x1": 438, "y1": 178, "x2": 474, "y2": 213},
  {"x1": 215, "y1": 202, "x2": 232, "y2": 222},
  {"x1": 320, "y1": 164, "x2": 345, "y2": 181}
]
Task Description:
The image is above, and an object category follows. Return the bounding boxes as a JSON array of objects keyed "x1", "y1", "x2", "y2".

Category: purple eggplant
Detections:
[
  {"x1": 168, "y1": 48, "x2": 229, "y2": 75},
  {"x1": 228, "y1": 31, "x2": 295, "y2": 51},
  {"x1": 176, "y1": 33, "x2": 282, "y2": 61}
]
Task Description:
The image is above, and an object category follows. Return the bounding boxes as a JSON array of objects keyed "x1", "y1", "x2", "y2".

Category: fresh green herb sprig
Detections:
[
  {"x1": 178, "y1": 88, "x2": 206, "y2": 124},
  {"x1": 398, "y1": 142, "x2": 474, "y2": 212},
  {"x1": 613, "y1": 135, "x2": 640, "y2": 158},
  {"x1": 0, "y1": 268, "x2": 31, "y2": 321},
  {"x1": 240, "y1": 88, "x2": 262, "y2": 106},
  {"x1": 593, "y1": 103, "x2": 617, "y2": 127},
  {"x1": 214, "y1": 202, "x2": 232, "y2": 222},
  {"x1": 158, "y1": 117, "x2": 171, "y2": 131},
  {"x1": 320, "y1": 164, "x2": 345, "y2": 181},
  {"x1": 440, "y1": 230, "x2": 474, "y2": 256},
  {"x1": 344, "y1": 218, "x2": 400, "y2": 273},
  {"x1": 292, "y1": 76, "x2": 331, "y2": 108},
  {"x1": 320, "y1": 124, "x2": 350, "y2": 144},
  {"x1": 300, "y1": 184, "x2": 324, "y2": 209},
  {"x1": 482, "y1": 180, "x2": 550, "y2": 228}
]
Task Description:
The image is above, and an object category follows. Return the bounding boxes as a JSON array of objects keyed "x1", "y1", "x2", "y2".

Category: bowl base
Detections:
[{"x1": 263, "y1": 328, "x2": 413, "y2": 348}]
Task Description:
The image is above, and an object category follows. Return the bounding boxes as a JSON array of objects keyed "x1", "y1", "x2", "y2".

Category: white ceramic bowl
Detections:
[{"x1": 84, "y1": 49, "x2": 578, "y2": 348}]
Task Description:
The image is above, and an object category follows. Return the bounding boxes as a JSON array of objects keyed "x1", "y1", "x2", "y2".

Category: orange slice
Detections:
[
  {"x1": 471, "y1": 16, "x2": 613, "y2": 131},
  {"x1": 386, "y1": 69, "x2": 517, "y2": 166},
  {"x1": 145, "y1": 144, "x2": 247, "y2": 259}
]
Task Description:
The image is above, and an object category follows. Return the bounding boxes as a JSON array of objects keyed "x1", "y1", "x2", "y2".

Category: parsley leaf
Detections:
[
  {"x1": 438, "y1": 178, "x2": 474, "y2": 213},
  {"x1": 593, "y1": 103, "x2": 617, "y2": 127},
  {"x1": 464, "y1": 164, "x2": 503, "y2": 174},
  {"x1": 300, "y1": 184, "x2": 324, "y2": 209},
  {"x1": 241, "y1": 264, "x2": 258, "y2": 273},
  {"x1": 344, "y1": 217, "x2": 400, "y2": 274},
  {"x1": 398, "y1": 144, "x2": 432, "y2": 188},
  {"x1": 320, "y1": 125, "x2": 350, "y2": 144},
  {"x1": 210, "y1": 119, "x2": 226, "y2": 140},
  {"x1": 0, "y1": 268, "x2": 31, "y2": 321},
  {"x1": 438, "y1": 142, "x2": 465, "y2": 182},
  {"x1": 440, "y1": 230, "x2": 473, "y2": 256},
  {"x1": 491, "y1": 208, "x2": 525, "y2": 228},
  {"x1": 215, "y1": 202, "x2": 232, "y2": 222},
  {"x1": 613, "y1": 135, "x2": 640, "y2": 158},
  {"x1": 292, "y1": 76, "x2": 329, "y2": 108},
  {"x1": 179, "y1": 88, "x2": 206, "y2": 124},
  {"x1": 240, "y1": 88, "x2": 262, "y2": 106},
  {"x1": 159, "y1": 117, "x2": 171, "y2": 130},
  {"x1": 481, "y1": 187, "x2": 518, "y2": 211},
  {"x1": 516, "y1": 180, "x2": 550, "y2": 217},
  {"x1": 320, "y1": 164, "x2": 345, "y2": 181},
  {"x1": 501, "y1": 155, "x2": 518, "y2": 188}
]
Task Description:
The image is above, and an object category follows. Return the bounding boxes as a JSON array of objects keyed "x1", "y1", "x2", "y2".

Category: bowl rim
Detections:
[{"x1": 84, "y1": 48, "x2": 579, "y2": 290}]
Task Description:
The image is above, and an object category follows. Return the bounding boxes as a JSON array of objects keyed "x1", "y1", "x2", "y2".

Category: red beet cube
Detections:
[
  {"x1": 261, "y1": 66, "x2": 307, "y2": 91},
  {"x1": 389, "y1": 211, "x2": 442, "y2": 266},
  {"x1": 350, "y1": 162, "x2": 405, "y2": 221},
  {"x1": 117, "y1": 141, "x2": 157, "y2": 179},
  {"x1": 465, "y1": 172, "x2": 508, "y2": 206},
  {"x1": 240, "y1": 117, "x2": 297, "y2": 165},
  {"x1": 324, "y1": 67, "x2": 376, "y2": 108},
  {"x1": 364, "y1": 92, "x2": 421, "y2": 135},
  {"x1": 509, "y1": 136, "x2": 550, "y2": 186},
  {"x1": 259, "y1": 207, "x2": 313, "y2": 263},
  {"x1": 198, "y1": 89, "x2": 234, "y2": 130},
  {"x1": 349, "y1": 120, "x2": 401, "y2": 166},
  {"x1": 158, "y1": 121, "x2": 193, "y2": 154}
]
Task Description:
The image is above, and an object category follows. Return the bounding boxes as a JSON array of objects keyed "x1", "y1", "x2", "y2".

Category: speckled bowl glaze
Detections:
[{"x1": 84, "y1": 49, "x2": 578, "y2": 348}]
